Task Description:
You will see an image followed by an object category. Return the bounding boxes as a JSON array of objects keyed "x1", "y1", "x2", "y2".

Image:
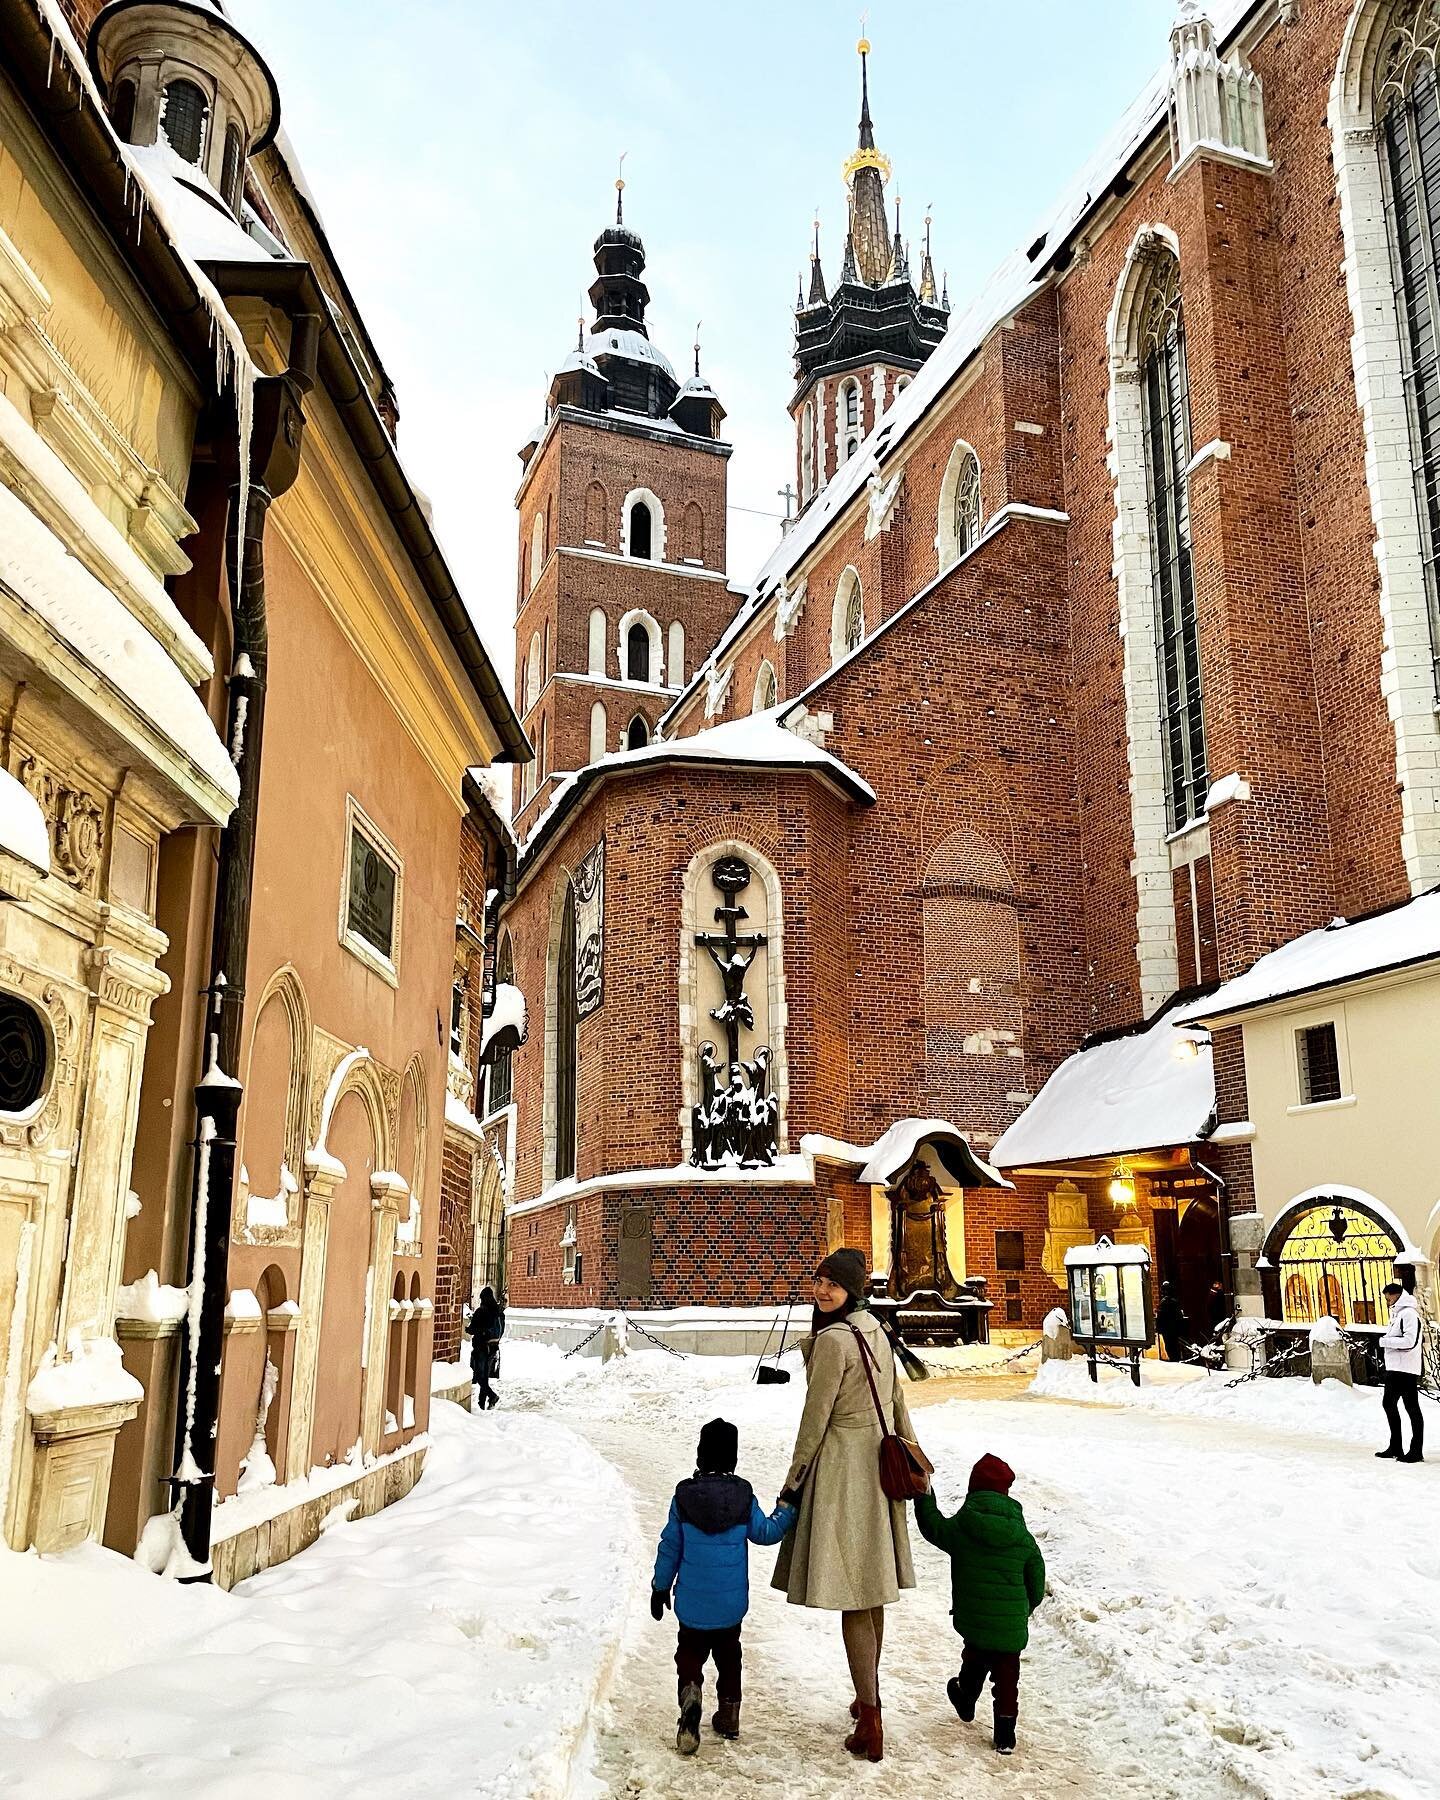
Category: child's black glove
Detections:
[{"x1": 650, "y1": 1588, "x2": 670, "y2": 1621}]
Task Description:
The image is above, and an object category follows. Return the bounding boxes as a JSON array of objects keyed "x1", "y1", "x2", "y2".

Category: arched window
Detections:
[
  {"x1": 525, "y1": 633, "x2": 542, "y2": 713},
  {"x1": 844, "y1": 381, "x2": 860, "y2": 429},
  {"x1": 800, "y1": 402, "x2": 815, "y2": 501},
  {"x1": 489, "y1": 934, "x2": 515, "y2": 1110},
  {"x1": 626, "y1": 714, "x2": 650, "y2": 750},
  {"x1": 589, "y1": 699, "x2": 607, "y2": 762},
  {"x1": 830, "y1": 568, "x2": 864, "y2": 664},
  {"x1": 110, "y1": 77, "x2": 137, "y2": 142},
  {"x1": 554, "y1": 883, "x2": 578, "y2": 1181},
  {"x1": 626, "y1": 620, "x2": 651, "y2": 683},
  {"x1": 1139, "y1": 253, "x2": 1207, "y2": 830},
  {"x1": 629, "y1": 499, "x2": 653, "y2": 560},
  {"x1": 161, "y1": 78, "x2": 208, "y2": 165},
  {"x1": 0, "y1": 992, "x2": 48, "y2": 1114},
  {"x1": 529, "y1": 511, "x2": 546, "y2": 589},
  {"x1": 1379, "y1": 12, "x2": 1440, "y2": 688},
  {"x1": 668, "y1": 620, "x2": 685, "y2": 684},
  {"x1": 938, "y1": 443, "x2": 982, "y2": 571},
  {"x1": 1266, "y1": 1199, "x2": 1402, "y2": 1327},
  {"x1": 221, "y1": 123, "x2": 245, "y2": 214},
  {"x1": 921, "y1": 828, "x2": 1022, "y2": 1133},
  {"x1": 752, "y1": 660, "x2": 778, "y2": 713}
]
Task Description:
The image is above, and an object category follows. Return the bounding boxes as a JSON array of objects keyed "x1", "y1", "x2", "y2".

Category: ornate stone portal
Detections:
[
  {"x1": 890, "y1": 1160, "x2": 963, "y2": 1301},
  {"x1": 690, "y1": 857, "x2": 778, "y2": 1168}
]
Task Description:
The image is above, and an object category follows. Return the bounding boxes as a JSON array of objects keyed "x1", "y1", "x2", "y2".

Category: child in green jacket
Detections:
[{"x1": 914, "y1": 1452, "x2": 1045, "y2": 1757}]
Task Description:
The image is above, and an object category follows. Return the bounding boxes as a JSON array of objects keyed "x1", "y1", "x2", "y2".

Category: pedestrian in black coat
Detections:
[
  {"x1": 1155, "y1": 1282, "x2": 1190, "y2": 1364},
  {"x1": 468, "y1": 1286, "x2": 505, "y2": 1410}
]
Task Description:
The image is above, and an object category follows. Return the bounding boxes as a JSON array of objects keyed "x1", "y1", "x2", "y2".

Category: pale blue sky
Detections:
[{"x1": 238, "y1": 0, "x2": 1172, "y2": 670}]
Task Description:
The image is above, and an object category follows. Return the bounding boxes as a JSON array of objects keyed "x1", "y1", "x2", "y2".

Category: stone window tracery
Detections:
[
  {"x1": 937, "y1": 441, "x2": 982, "y2": 572},
  {"x1": 752, "y1": 660, "x2": 778, "y2": 713},
  {"x1": 830, "y1": 567, "x2": 864, "y2": 664},
  {"x1": 800, "y1": 401, "x2": 815, "y2": 500},
  {"x1": 1138, "y1": 252, "x2": 1208, "y2": 831}
]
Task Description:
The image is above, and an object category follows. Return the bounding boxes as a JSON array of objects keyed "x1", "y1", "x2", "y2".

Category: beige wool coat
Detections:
[{"x1": 771, "y1": 1309, "x2": 917, "y2": 1611}]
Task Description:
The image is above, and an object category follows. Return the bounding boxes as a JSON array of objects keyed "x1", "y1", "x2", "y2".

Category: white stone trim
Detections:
[
  {"x1": 1331, "y1": 5, "x2": 1440, "y2": 891},
  {"x1": 620, "y1": 485, "x2": 666, "y2": 562},
  {"x1": 588, "y1": 699, "x2": 607, "y2": 762},
  {"x1": 1186, "y1": 438, "x2": 1232, "y2": 476},
  {"x1": 677, "y1": 839, "x2": 791, "y2": 1165},
  {"x1": 774, "y1": 576, "x2": 808, "y2": 641},
  {"x1": 587, "y1": 607, "x2": 606, "y2": 675},
  {"x1": 752, "y1": 659, "x2": 778, "y2": 714},
  {"x1": 528, "y1": 509, "x2": 545, "y2": 591},
  {"x1": 558, "y1": 545, "x2": 728, "y2": 583},
  {"x1": 616, "y1": 607, "x2": 664, "y2": 685},
  {"x1": 667, "y1": 618, "x2": 686, "y2": 684},
  {"x1": 1107, "y1": 223, "x2": 1185, "y2": 1014}
]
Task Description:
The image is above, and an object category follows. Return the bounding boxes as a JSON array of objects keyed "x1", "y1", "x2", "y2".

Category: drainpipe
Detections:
[{"x1": 169, "y1": 312, "x2": 320, "y2": 1578}]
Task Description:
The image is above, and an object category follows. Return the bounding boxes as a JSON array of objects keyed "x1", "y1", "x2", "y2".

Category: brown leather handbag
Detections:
[{"x1": 849, "y1": 1323, "x2": 933, "y2": 1501}]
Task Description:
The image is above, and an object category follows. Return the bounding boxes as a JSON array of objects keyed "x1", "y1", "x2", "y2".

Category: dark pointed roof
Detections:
[{"x1": 846, "y1": 40, "x2": 891, "y2": 286}]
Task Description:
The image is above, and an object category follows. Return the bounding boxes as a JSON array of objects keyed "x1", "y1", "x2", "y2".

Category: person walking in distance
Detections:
[
  {"x1": 1376, "y1": 1279, "x2": 1425, "y2": 1464},
  {"x1": 468, "y1": 1285, "x2": 505, "y2": 1411}
]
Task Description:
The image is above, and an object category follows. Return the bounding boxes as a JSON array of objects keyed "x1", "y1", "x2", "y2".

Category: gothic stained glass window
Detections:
[
  {"x1": 554, "y1": 884, "x2": 578, "y2": 1181},
  {"x1": 1380, "y1": 4, "x2": 1440, "y2": 692},
  {"x1": 843, "y1": 579, "x2": 863, "y2": 653},
  {"x1": 952, "y1": 451, "x2": 981, "y2": 561},
  {"x1": 161, "y1": 78, "x2": 208, "y2": 165},
  {"x1": 1139, "y1": 255, "x2": 1208, "y2": 830}
]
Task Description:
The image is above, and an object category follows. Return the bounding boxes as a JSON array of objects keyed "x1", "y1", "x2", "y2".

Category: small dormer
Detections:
[
  {"x1": 89, "y1": 0, "x2": 281, "y2": 217},
  {"x1": 548, "y1": 341, "x2": 609, "y2": 416}
]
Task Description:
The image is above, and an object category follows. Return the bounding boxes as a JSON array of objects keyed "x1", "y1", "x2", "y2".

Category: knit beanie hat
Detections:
[
  {"x1": 697, "y1": 1418, "x2": 739, "y2": 1474},
  {"x1": 815, "y1": 1247, "x2": 868, "y2": 1302},
  {"x1": 968, "y1": 1453, "x2": 1015, "y2": 1496}
]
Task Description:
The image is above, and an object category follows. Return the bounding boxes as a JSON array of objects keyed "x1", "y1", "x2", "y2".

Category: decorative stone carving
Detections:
[
  {"x1": 85, "y1": 945, "x2": 168, "y2": 1025},
  {"x1": 17, "y1": 756, "x2": 105, "y2": 894},
  {"x1": 690, "y1": 857, "x2": 778, "y2": 1169},
  {"x1": 0, "y1": 956, "x2": 77, "y2": 1149},
  {"x1": 704, "y1": 662, "x2": 734, "y2": 720},
  {"x1": 574, "y1": 839, "x2": 604, "y2": 1018},
  {"x1": 773, "y1": 577, "x2": 808, "y2": 642},
  {"x1": 1167, "y1": 3, "x2": 1269, "y2": 173},
  {"x1": 1041, "y1": 1178, "x2": 1093, "y2": 1287},
  {"x1": 890, "y1": 1160, "x2": 963, "y2": 1301}
]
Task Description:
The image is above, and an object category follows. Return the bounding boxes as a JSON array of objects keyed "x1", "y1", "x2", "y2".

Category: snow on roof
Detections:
[
  {"x1": 519, "y1": 714, "x2": 873, "y2": 869},
  {"x1": 1173, "y1": 890, "x2": 1440, "y2": 1022},
  {"x1": 0, "y1": 769, "x2": 50, "y2": 875},
  {"x1": 669, "y1": 0, "x2": 1260, "y2": 717},
  {"x1": 992, "y1": 1009, "x2": 1214, "y2": 1169},
  {"x1": 1064, "y1": 1236, "x2": 1152, "y2": 1267},
  {"x1": 0, "y1": 477, "x2": 238, "y2": 810},
  {"x1": 126, "y1": 141, "x2": 281, "y2": 267},
  {"x1": 588, "y1": 328, "x2": 677, "y2": 381},
  {"x1": 855, "y1": 1118, "x2": 1011, "y2": 1189},
  {"x1": 480, "y1": 982, "x2": 527, "y2": 1060}
]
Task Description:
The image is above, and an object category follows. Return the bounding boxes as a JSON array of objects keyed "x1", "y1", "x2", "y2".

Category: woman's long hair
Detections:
[{"x1": 810, "y1": 1293, "x2": 859, "y2": 1338}]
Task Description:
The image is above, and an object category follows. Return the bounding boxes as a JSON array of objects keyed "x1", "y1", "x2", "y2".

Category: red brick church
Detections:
[{"x1": 483, "y1": 2, "x2": 1440, "y2": 1348}]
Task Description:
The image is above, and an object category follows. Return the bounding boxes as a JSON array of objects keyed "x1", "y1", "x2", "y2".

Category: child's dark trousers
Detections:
[
  {"x1": 960, "y1": 1640, "x2": 1020, "y2": 1717},
  {"x1": 675, "y1": 1623, "x2": 742, "y2": 1703}
]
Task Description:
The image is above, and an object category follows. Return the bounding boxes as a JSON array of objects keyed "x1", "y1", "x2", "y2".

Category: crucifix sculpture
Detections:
[{"x1": 691, "y1": 857, "x2": 779, "y2": 1168}]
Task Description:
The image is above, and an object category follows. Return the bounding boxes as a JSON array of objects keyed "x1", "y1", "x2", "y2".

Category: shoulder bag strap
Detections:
[{"x1": 848, "y1": 1323, "x2": 894, "y2": 1439}]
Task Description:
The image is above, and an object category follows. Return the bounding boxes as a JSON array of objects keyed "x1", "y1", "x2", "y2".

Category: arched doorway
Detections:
[
  {"x1": 1152, "y1": 1186, "x2": 1225, "y2": 1341},
  {"x1": 1263, "y1": 1196, "x2": 1402, "y2": 1327}
]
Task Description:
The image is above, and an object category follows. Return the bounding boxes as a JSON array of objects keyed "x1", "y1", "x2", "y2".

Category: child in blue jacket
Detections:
[{"x1": 651, "y1": 1417, "x2": 794, "y2": 1756}]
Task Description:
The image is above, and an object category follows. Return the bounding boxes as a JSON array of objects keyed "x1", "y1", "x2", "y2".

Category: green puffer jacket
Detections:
[{"x1": 914, "y1": 1488, "x2": 1046, "y2": 1653}]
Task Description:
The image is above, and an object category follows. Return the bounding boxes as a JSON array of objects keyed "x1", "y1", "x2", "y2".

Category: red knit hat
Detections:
[{"x1": 968, "y1": 1453, "x2": 1015, "y2": 1495}]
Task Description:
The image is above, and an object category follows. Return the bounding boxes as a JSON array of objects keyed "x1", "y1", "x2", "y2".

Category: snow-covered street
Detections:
[
  {"x1": 504, "y1": 1344, "x2": 1440, "y2": 1800},
  {"x1": 2, "y1": 1347, "x2": 1437, "y2": 1799}
]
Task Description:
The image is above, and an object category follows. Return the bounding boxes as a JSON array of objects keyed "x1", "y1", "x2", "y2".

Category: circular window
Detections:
[{"x1": 0, "y1": 993, "x2": 48, "y2": 1114}]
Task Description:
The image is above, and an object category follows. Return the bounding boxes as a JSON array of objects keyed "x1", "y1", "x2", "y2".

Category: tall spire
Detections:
[
  {"x1": 918, "y1": 209, "x2": 938, "y2": 305},
  {"x1": 844, "y1": 34, "x2": 892, "y2": 286},
  {"x1": 887, "y1": 195, "x2": 909, "y2": 283},
  {"x1": 840, "y1": 229, "x2": 859, "y2": 285},
  {"x1": 807, "y1": 216, "x2": 828, "y2": 305}
]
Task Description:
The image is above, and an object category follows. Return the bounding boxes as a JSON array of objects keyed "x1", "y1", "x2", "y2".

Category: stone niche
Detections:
[{"x1": 1041, "y1": 1178, "x2": 1093, "y2": 1286}]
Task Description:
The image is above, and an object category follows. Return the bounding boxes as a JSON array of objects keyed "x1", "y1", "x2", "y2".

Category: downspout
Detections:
[{"x1": 169, "y1": 310, "x2": 321, "y2": 1578}]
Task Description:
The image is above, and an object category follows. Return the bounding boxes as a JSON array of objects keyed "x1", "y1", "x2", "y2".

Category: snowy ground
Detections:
[
  {"x1": 501, "y1": 1340, "x2": 1440, "y2": 1800},
  {"x1": 2, "y1": 1346, "x2": 1435, "y2": 1799},
  {"x1": 0, "y1": 1402, "x2": 631, "y2": 1798}
]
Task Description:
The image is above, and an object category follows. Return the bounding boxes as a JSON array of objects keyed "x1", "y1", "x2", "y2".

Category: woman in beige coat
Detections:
[{"x1": 773, "y1": 1248, "x2": 914, "y2": 1762}]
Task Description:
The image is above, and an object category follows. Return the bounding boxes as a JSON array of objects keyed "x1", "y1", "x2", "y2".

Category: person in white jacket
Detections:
[{"x1": 1376, "y1": 1281, "x2": 1425, "y2": 1464}]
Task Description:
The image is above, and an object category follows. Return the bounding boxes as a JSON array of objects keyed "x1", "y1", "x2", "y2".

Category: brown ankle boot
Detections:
[
  {"x1": 711, "y1": 1699, "x2": 740, "y2": 1739},
  {"x1": 844, "y1": 1702, "x2": 883, "y2": 1762},
  {"x1": 849, "y1": 1694, "x2": 881, "y2": 1719}
]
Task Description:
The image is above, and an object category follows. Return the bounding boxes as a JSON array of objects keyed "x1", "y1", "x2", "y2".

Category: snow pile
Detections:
[
  {"x1": 1176, "y1": 888, "x2": 1440, "y2": 1020},
  {"x1": 224, "y1": 1289, "x2": 262, "y2": 1321},
  {"x1": 125, "y1": 140, "x2": 277, "y2": 267},
  {"x1": 0, "y1": 768, "x2": 49, "y2": 873},
  {"x1": 0, "y1": 1402, "x2": 634, "y2": 1798},
  {"x1": 25, "y1": 1333, "x2": 142, "y2": 1416},
  {"x1": 1043, "y1": 1307, "x2": 1070, "y2": 1341},
  {"x1": 479, "y1": 980, "x2": 527, "y2": 1057},
  {"x1": 245, "y1": 1163, "x2": 297, "y2": 1231},
  {"x1": 115, "y1": 1270, "x2": 189, "y2": 1326},
  {"x1": 444, "y1": 1089, "x2": 485, "y2": 1140},
  {"x1": 1309, "y1": 1314, "x2": 1344, "y2": 1348},
  {"x1": 994, "y1": 1006, "x2": 1213, "y2": 1168}
]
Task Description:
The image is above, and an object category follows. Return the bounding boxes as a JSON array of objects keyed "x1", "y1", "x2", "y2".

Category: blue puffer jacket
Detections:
[{"x1": 652, "y1": 1473, "x2": 795, "y2": 1631}]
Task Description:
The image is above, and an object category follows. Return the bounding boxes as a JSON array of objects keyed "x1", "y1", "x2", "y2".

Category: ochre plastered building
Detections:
[
  {"x1": 496, "y1": 4, "x2": 1440, "y2": 1348},
  {"x1": 1, "y1": 0, "x2": 524, "y2": 1577}
]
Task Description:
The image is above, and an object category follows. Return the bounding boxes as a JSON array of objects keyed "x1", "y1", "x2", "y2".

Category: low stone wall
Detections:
[
  {"x1": 211, "y1": 1443, "x2": 427, "y2": 1590},
  {"x1": 507, "y1": 1304, "x2": 797, "y2": 1359}
]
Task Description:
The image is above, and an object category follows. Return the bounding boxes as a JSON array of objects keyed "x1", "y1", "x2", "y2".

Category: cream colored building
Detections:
[
  {"x1": 1178, "y1": 893, "x2": 1440, "y2": 1323},
  {"x1": 0, "y1": 10, "x2": 237, "y2": 1553}
]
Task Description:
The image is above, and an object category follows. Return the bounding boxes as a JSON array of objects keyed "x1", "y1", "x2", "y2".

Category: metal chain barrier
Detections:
[
  {"x1": 560, "y1": 1317, "x2": 609, "y2": 1360},
  {"x1": 618, "y1": 1311, "x2": 690, "y2": 1359},
  {"x1": 906, "y1": 1338, "x2": 1044, "y2": 1378}
]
